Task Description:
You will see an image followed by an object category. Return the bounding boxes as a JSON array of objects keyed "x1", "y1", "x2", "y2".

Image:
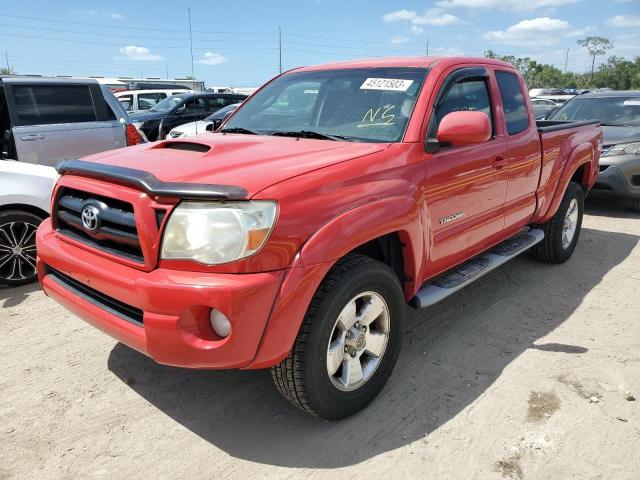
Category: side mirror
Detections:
[
  {"x1": 212, "y1": 119, "x2": 223, "y2": 131},
  {"x1": 437, "y1": 111, "x2": 492, "y2": 147}
]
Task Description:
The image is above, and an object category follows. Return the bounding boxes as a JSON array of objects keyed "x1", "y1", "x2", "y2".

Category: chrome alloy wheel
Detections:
[
  {"x1": 0, "y1": 221, "x2": 39, "y2": 282},
  {"x1": 326, "y1": 291, "x2": 391, "y2": 392},
  {"x1": 562, "y1": 198, "x2": 579, "y2": 249}
]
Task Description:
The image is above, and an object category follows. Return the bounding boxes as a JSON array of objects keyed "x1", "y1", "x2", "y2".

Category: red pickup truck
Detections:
[{"x1": 36, "y1": 57, "x2": 601, "y2": 420}]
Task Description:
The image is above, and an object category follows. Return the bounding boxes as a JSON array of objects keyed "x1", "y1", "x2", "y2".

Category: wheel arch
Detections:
[
  {"x1": 0, "y1": 203, "x2": 49, "y2": 220},
  {"x1": 246, "y1": 196, "x2": 425, "y2": 369}
]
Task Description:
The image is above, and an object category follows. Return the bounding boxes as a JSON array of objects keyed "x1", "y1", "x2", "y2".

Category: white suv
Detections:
[{"x1": 115, "y1": 89, "x2": 193, "y2": 113}]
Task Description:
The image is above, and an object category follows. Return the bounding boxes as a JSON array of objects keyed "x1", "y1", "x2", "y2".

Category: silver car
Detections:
[{"x1": 1, "y1": 77, "x2": 139, "y2": 167}]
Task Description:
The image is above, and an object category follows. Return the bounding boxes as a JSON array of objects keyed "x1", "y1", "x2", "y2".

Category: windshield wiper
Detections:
[
  {"x1": 220, "y1": 127, "x2": 258, "y2": 135},
  {"x1": 600, "y1": 122, "x2": 635, "y2": 127},
  {"x1": 271, "y1": 130, "x2": 350, "y2": 141}
]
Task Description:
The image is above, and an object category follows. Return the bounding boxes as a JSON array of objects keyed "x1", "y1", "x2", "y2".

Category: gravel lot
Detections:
[{"x1": 1, "y1": 197, "x2": 639, "y2": 480}]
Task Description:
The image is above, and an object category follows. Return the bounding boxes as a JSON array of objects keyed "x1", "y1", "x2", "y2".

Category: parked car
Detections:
[
  {"x1": 37, "y1": 56, "x2": 601, "y2": 420},
  {"x1": 129, "y1": 92, "x2": 247, "y2": 141},
  {"x1": 0, "y1": 160, "x2": 57, "y2": 286},
  {"x1": 531, "y1": 98, "x2": 560, "y2": 119},
  {"x1": 0, "y1": 77, "x2": 139, "y2": 166},
  {"x1": 548, "y1": 90, "x2": 640, "y2": 212},
  {"x1": 168, "y1": 103, "x2": 241, "y2": 138},
  {"x1": 115, "y1": 89, "x2": 193, "y2": 114}
]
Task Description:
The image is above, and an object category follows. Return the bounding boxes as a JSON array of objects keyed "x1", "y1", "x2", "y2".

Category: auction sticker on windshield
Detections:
[{"x1": 360, "y1": 78, "x2": 414, "y2": 91}]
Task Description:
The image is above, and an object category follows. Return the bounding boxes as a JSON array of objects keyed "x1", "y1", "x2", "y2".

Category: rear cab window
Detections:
[
  {"x1": 495, "y1": 71, "x2": 530, "y2": 135},
  {"x1": 11, "y1": 84, "x2": 98, "y2": 126}
]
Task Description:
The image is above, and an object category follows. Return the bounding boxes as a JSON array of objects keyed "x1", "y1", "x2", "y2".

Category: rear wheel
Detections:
[
  {"x1": 531, "y1": 182, "x2": 584, "y2": 264},
  {"x1": 271, "y1": 254, "x2": 405, "y2": 420},
  {"x1": 0, "y1": 210, "x2": 43, "y2": 286}
]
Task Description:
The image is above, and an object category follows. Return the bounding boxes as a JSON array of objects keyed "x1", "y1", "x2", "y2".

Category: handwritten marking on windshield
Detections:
[{"x1": 358, "y1": 104, "x2": 396, "y2": 128}]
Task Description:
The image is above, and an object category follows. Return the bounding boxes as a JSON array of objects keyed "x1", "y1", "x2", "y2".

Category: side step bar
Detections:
[{"x1": 410, "y1": 229, "x2": 545, "y2": 309}]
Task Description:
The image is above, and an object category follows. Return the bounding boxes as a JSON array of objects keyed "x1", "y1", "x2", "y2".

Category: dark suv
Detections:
[{"x1": 129, "y1": 92, "x2": 247, "y2": 141}]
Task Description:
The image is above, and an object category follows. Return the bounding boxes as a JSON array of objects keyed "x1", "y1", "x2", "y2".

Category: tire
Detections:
[
  {"x1": 531, "y1": 182, "x2": 584, "y2": 264},
  {"x1": 271, "y1": 254, "x2": 405, "y2": 420},
  {"x1": 0, "y1": 210, "x2": 44, "y2": 287},
  {"x1": 632, "y1": 199, "x2": 640, "y2": 214}
]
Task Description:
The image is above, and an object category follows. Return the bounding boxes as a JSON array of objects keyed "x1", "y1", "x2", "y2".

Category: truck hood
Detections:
[{"x1": 80, "y1": 134, "x2": 390, "y2": 198}]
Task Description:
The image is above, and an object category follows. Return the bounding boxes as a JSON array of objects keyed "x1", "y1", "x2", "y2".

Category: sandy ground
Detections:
[{"x1": 1, "y1": 197, "x2": 639, "y2": 480}]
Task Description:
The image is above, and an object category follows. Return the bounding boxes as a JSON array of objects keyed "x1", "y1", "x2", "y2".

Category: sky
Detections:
[{"x1": 1, "y1": 0, "x2": 639, "y2": 88}]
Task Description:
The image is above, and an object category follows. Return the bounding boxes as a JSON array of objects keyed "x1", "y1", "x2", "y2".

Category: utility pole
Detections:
[
  {"x1": 426, "y1": 38, "x2": 430, "y2": 56},
  {"x1": 5, "y1": 52, "x2": 9, "y2": 69},
  {"x1": 279, "y1": 26, "x2": 282, "y2": 74},
  {"x1": 165, "y1": 63, "x2": 169, "y2": 79},
  {"x1": 564, "y1": 48, "x2": 569, "y2": 73}
]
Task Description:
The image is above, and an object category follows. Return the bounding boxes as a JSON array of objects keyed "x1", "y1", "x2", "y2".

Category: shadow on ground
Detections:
[
  {"x1": 585, "y1": 195, "x2": 638, "y2": 219},
  {"x1": 0, "y1": 282, "x2": 41, "y2": 308},
  {"x1": 107, "y1": 225, "x2": 638, "y2": 468}
]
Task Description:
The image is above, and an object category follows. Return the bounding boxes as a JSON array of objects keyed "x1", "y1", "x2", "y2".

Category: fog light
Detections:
[{"x1": 210, "y1": 309, "x2": 231, "y2": 337}]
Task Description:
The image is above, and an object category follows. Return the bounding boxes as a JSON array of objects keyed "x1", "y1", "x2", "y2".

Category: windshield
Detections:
[
  {"x1": 223, "y1": 67, "x2": 428, "y2": 142},
  {"x1": 549, "y1": 96, "x2": 640, "y2": 126},
  {"x1": 150, "y1": 93, "x2": 189, "y2": 113}
]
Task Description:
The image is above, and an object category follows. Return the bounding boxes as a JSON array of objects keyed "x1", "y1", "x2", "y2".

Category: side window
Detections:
[
  {"x1": 118, "y1": 94, "x2": 133, "y2": 111},
  {"x1": 496, "y1": 71, "x2": 530, "y2": 135},
  {"x1": 205, "y1": 97, "x2": 227, "y2": 111},
  {"x1": 183, "y1": 97, "x2": 205, "y2": 112},
  {"x1": 435, "y1": 79, "x2": 493, "y2": 135},
  {"x1": 12, "y1": 84, "x2": 97, "y2": 126},
  {"x1": 137, "y1": 92, "x2": 166, "y2": 111}
]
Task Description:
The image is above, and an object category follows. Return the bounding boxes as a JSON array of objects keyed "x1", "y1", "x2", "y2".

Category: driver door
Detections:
[{"x1": 424, "y1": 68, "x2": 509, "y2": 276}]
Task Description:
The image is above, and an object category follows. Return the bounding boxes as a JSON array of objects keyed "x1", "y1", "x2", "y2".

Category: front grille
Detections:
[
  {"x1": 47, "y1": 266, "x2": 144, "y2": 327},
  {"x1": 54, "y1": 187, "x2": 144, "y2": 263}
]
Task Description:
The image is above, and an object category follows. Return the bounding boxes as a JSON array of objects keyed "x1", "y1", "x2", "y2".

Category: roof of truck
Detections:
[{"x1": 291, "y1": 56, "x2": 516, "y2": 73}]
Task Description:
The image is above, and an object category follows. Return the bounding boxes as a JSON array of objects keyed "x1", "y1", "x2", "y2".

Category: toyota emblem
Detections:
[{"x1": 81, "y1": 205, "x2": 101, "y2": 233}]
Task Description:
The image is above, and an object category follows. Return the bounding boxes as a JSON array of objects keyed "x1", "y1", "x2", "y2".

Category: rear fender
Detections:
[
  {"x1": 245, "y1": 196, "x2": 424, "y2": 369},
  {"x1": 535, "y1": 142, "x2": 594, "y2": 223}
]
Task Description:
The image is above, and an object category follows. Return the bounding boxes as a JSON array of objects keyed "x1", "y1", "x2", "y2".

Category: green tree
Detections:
[
  {"x1": 0, "y1": 66, "x2": 15, "y2": 75},
  {"x1": 577, "y1": 36, "x2": 614, "y2": 78}
]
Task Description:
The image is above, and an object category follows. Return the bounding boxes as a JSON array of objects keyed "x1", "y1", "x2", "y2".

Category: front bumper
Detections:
[
  {"x1": 592, "y1": 159, "x2": 640, "y2": 199},
  {"x1": 37, "y1": 219, "x2": 285, "y2": 369}
]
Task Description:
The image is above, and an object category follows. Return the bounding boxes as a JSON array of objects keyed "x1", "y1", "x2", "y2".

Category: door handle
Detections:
[
  {"x1": 493, "y1": 156, "x2": 509, "y2": 169},
  {"x1": 20, "y1": 134, "x2": 45, "y2": 141}
]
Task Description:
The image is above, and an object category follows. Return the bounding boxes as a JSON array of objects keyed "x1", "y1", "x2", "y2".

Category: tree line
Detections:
[{"x1": 485, "y1": 36, "x2": 640, "y2": 91}]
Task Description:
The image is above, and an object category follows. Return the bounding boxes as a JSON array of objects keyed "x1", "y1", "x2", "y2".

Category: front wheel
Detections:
[
  {"x1": 271, "y1": 254, "x2": 405, "y2": 420},
  {"x1": 531, "y1": 181, "x2": 584, "y2": 264},
  {"x1": 0, "y1": 210, "x2": 43, "y2": 286}
]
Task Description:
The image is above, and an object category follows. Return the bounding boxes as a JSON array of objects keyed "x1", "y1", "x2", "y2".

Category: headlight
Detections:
[
  {"x1": 160, "y1": 201, "x2": 277, "y2": 265},
  {"x1": 603, "y1": 142, "x2": 640, "y2": 156}
]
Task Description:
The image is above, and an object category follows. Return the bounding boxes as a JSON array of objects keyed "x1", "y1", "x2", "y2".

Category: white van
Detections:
[{"x1": 115, "y1": 89, "x2": 193, "y2": 113}]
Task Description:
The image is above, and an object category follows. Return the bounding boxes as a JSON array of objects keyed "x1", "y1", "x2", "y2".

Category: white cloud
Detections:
[
  {"x1": 410, "y1": 25, "x2": 425, "y2": 35},
  {"x1": 118, "y1": 45, "x2": 163, "y2": 61},
  {"x1": 436, "y1": 0, "x2": 579, "y2": 11},
  {"x1": 382, "y1": 8, "x2": 459, "y2": 28},
  {"x1": 606, "y1": 15, "x2": 640, "y2": 28},
  {"x1": 391, "y1": 35, "x2": 410, "y2": 45},
  {"x1": 382, "y1": 9, "x2": 417, "y2": 22},
  {"x1": 413, "y1": 9, "x2": 460, "y2": 26},
  {"x1": 69, "y1": 9, "x2": 125, "y2": 19},
  {"x1": 198, "y1": 52, "x2": 228, "y2": 65},
  {"x1": 484, "y1": 17, "x2": 570, "y2": 46}
]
